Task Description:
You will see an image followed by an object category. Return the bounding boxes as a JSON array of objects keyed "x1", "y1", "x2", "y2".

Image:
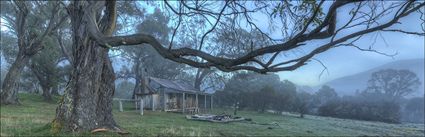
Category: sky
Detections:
[
  {"x1": 266, "y1": 2, "x2": 425, "y2": 87},
  {"x1": 276, "y1": 32, "x2": 424, "y2": 87}
]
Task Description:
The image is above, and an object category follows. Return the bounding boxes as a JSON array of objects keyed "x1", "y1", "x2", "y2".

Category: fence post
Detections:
[
  {"x1": 135, "y1": 96, "x2": 138, "y2": 110},
  {"x1": 196, "y1": 94, "x2": 198, "y2": 113},
  {"x1": 211, "y1": 95, "x2": 213, "y2": 110},
  {"x1": 140, "y1": 98, "x2": 144, "y2": 115},
  {"x1": 182, "y1": 93, "x2": 185, "y2": 113},
  {"x1": 119, "y1": 100, "x2": 123, "y2": 112}
]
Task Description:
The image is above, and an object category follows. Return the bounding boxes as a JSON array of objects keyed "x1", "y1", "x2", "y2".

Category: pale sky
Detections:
[{"x1": 276, "y1": 9, "x2": 425, "y2": 86}]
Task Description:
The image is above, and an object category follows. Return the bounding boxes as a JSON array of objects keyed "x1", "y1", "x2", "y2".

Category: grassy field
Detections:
[{"x1": 1, "y1": 94, "x2": 424, "y2": 136}]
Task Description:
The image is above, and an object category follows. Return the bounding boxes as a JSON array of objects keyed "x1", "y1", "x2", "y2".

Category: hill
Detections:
[
  {"x1": 1, "y1": 94, "x2": 424, "y2": 136},
  {"x1": 324, "y1": 59, "x2": 424, "y2": 97}
]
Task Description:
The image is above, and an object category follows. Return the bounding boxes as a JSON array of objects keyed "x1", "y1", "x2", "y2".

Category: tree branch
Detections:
[{"x1": 85, "y1": 1, "x2": 424, "y2": 73}]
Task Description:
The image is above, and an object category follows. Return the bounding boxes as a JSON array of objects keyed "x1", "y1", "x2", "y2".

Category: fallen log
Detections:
[{"x1": 186, "y1": 114, "x2": 246, "y2": 123}]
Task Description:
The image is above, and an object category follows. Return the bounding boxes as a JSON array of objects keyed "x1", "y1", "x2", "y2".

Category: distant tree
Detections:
[
  {"x1": 316, "y1": 85, "x2": 338, "y2": 98},
  {"x1": 273, "y1": 80, "x2": 297, "y2": 113},
  {"x1": 114, "y1": 80, "x2": 135, "y2": 99},
  {"x1": 313, "y1": 85, "x2": 338, "y2": 109},
  {"x1": 29, "y1": 36, "x2": 63, "y2": 101},
  {"x1": 252, "y1": 85, "x2": 277, "y2": 113},
  {"x1": 402, "y1": 97, "x2": 424, "y2": 123},
  {"x1": 319, "y1": 93, "x2": 402, "y2": 123},
  {"x1": 218, "y1": 72, "x2": 287, "y2": 109},
  {"x1": 214, "y1": 90, "x2": 238, "y2": 108},
  {"x1": 293, "y1": 92, "x2": 313, "y2": 118},
  {"x1": 18, "y1": 68, "x2": 39, "y2": 93},
  {"x1": 366, "y1": 69, "x2": 421, "y2": 99}
]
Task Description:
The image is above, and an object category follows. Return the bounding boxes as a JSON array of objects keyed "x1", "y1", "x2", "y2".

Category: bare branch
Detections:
[
  {"x1": 168, "y1": 3, "x2": 182, "y2": 50},
  {"x1": 382, "y1": 29, "x2": 425, "y2": 36},
  {"x1": 56, "y1": 31, "x2": 73, "y2": 63},
  {"x1": 198, "y1": 1, "x2": 228, "y2": 50},
  {"x1": 84, "y1": 1, "x2": 424, "y2": 73},
  {"x1": 311, "y1": 58, "x2": 329, "y2": 81}
]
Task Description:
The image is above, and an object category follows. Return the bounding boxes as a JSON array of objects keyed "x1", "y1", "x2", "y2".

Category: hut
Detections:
[{"x1": 135, "y1": 77, "x2": 213, "y2": 113}]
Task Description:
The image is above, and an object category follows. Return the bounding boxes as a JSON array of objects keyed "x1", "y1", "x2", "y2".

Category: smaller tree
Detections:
[
  {"x1": 366, "y1": 69, "x2": 421, "y2": 99},
  {"x1": 0, "y1": 1, "x2": 67, "y2": 105},
  {"x1": 318, "y1": 92, "x2": 402, "y2": 123},
  {"x1": 293, "y1": 92, "x2": 313, "y2": 118},
  {"x1": 312, "y1": 85, "x2": 338, "y2": 110},
  {"x1": 115, "y1": 80, "x2": 135, "y2": 99},
  {"x1": 273, "y1": 80, "x2": 297, "y2": 113},
  {"x1": 29, "y1": 36, "x2": 62, "y2": 101},
  {"x1": 402, "y1": 97, "x2": 424, "y2": 123},
  {"x1": 252, "y1": 85, "x2": 277, "y2": 113}
]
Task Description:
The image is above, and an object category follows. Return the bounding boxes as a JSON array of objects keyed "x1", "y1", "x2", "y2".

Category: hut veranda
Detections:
[{"x1": 115, "y1": 76, "x2": 213, "y2": 114}]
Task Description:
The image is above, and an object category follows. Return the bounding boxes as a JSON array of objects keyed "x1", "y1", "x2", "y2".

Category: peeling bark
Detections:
[
  {"x1": 53, "y1": 33, "x2": 119, "y2": 132},
  {"x1": 52, "y1": 1, "x2": 120, "y2": 132}
]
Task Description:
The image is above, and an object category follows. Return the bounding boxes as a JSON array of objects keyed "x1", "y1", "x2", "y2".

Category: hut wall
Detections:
[
  {"x1": 185, "y1": 94, "x2": 197, "y2": 108},
  {"x1": 140, "y1": 95, "x2": 152, "y2": 109},
  {"x1": 140, "y1": 94, "x2": 161, "y2": 110},
  {"x1": 166, "y1": 93, "x2": 179, "y2": 109}
]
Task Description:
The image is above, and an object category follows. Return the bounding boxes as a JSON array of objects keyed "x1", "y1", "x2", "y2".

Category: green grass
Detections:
[{"x1": 1, "y1": 93, "x2": 424, "y2": 136}]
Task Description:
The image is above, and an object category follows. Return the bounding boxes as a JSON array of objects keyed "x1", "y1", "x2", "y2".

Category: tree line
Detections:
[{"x1": 215, "y1": 69, "x2": 423, "y2": 123}]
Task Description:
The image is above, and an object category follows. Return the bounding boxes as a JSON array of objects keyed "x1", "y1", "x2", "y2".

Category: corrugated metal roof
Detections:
[{"x1": 148, "y1": 77, "x2": 206, "y2": 94}]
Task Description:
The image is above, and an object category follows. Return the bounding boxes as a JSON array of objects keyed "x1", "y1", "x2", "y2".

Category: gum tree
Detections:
[{"x1": 0, "y1": 1, "x2": 67, "y2": 104}]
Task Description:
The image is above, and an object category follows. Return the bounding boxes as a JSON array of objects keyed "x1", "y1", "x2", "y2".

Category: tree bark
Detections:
[
  {"x1": 52, "y1": 1, "x2": 120, "y2": 133},
  {"x1": 1, "y1": 50, "x2": 30, "y2": 105},
  {"x1": 52, "y1": 38, "x2": 119, "y2": 132}
]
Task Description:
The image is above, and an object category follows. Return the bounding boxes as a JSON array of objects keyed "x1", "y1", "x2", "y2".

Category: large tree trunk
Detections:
[
  {"x1": 53, "y1": 49, "x2": 117, "y2": 132},
  {"x1": 52, "y1": 38, "x2": 118, "y2": 132},
  {"x1": 1, "y1": 51, "x2": 30, "y2": 105},
  {"x1": 52, "y1": 1, "x2": 120, "y2": 132}
]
